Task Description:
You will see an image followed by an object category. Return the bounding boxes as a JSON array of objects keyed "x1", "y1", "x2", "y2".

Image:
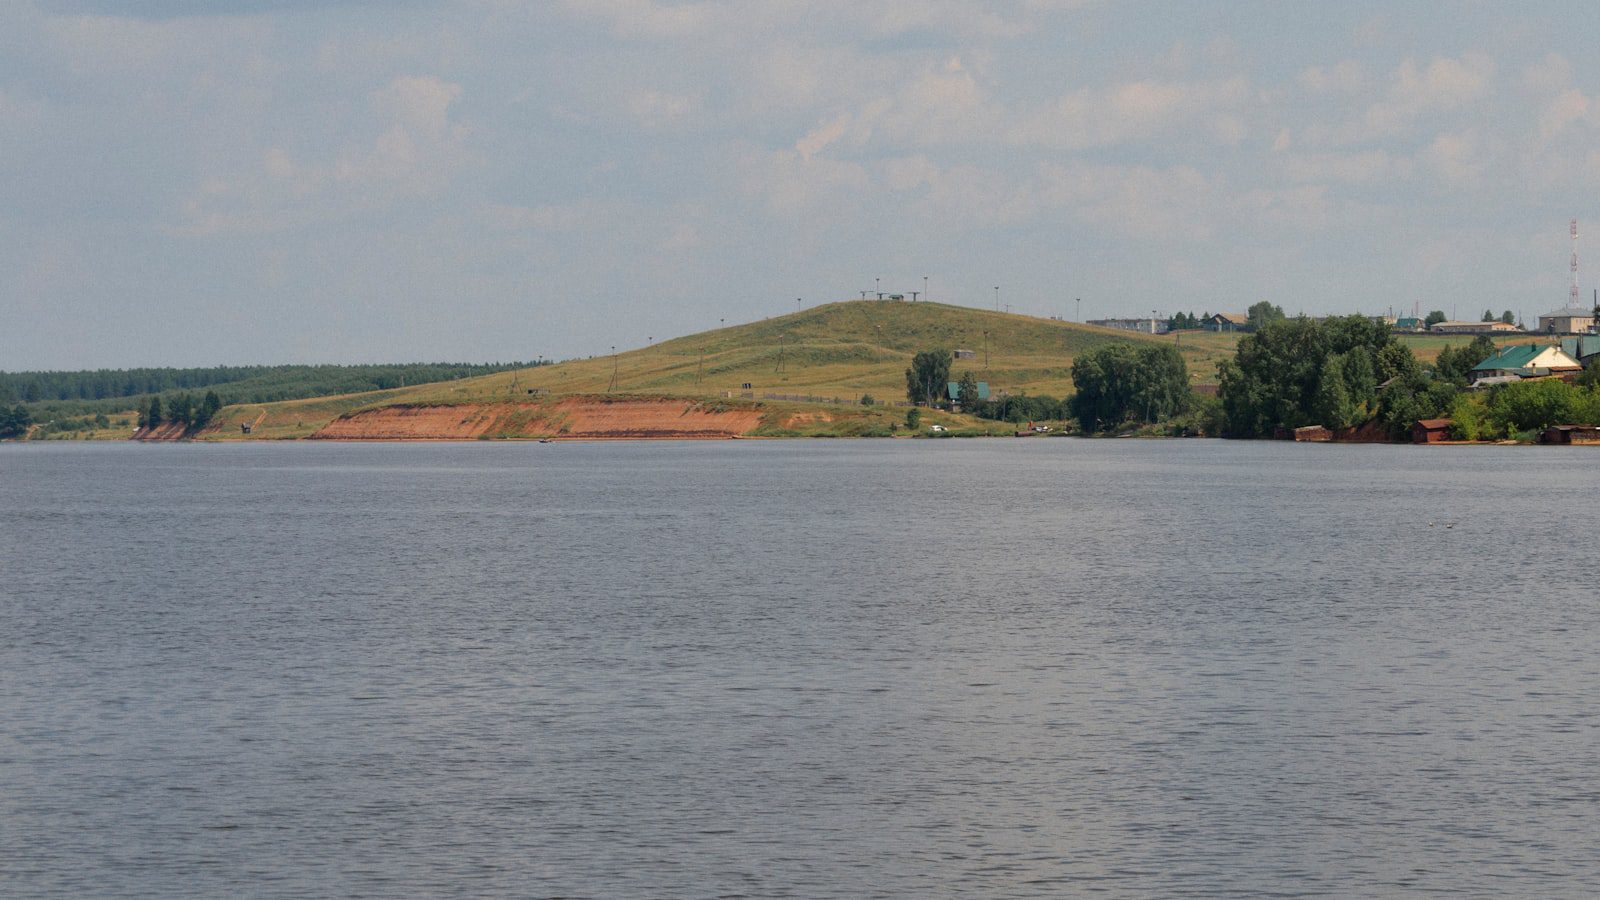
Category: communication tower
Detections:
[{"x1": 1572, "y1": 219, "x2": 1582, "y2": 308}]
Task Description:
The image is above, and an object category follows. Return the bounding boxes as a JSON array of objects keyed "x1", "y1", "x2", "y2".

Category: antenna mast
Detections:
[{"x1": 1572, "y1": 219, "x2": 1581, "y2": 308}]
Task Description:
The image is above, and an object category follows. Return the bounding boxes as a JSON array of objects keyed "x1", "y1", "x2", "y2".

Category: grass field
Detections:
[{"x1": 393, "y1": 301, "x2": 1224, "y2": 405}]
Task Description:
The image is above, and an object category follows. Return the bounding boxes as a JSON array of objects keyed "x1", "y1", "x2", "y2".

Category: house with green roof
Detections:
[
  {"x1": 1470, "y1": 344, "x2": 1582, "y2": 384},
  {"x1": 945, "y1": 380, "x2": 990, "y2": 408},
  {"x1": 1560, "y1": 335, "x2": 1600, "y2": 366}
]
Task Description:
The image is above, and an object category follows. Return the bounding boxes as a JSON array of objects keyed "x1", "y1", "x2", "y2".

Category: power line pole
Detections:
[{"x1": 608, "y1": 346, "x2": 618, "y2": 392}]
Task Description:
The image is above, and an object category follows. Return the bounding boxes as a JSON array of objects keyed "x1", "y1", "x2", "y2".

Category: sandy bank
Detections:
[{"x1": 310, "y1": 397, "x2": 764, "y2": 441}]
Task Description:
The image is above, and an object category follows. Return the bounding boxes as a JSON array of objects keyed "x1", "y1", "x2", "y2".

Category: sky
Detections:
[{"x1": 7, "y1": 1, "x2": 1600, "y2": 369}]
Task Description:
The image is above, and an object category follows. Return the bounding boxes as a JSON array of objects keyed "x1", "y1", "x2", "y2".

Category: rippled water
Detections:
[{"x1": 4, "y1": 439, "x2": 1600, "y2": 897}]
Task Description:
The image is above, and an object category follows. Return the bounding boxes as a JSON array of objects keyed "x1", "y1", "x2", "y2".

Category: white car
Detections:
[{"x1": 928, "y1": 424, "x2": 948, "y2": 432}]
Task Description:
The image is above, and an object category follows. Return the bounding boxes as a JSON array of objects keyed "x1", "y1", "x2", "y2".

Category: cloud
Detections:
[
  {"x1": 795, "y1": 113, "x2": 851, "y2": 161},
  {"x1": 1363, "y1": 54, "x2": 1494, "y2": 137},
  {"x1": 168, "y1": 73, "x2": 469, "y2": 236},
  {"x1": 1009, "y1": 76, "x2": 1250, "y2": 149},
  {"x1": 1298, "y1": 59, "x2": 1367, "y2": 93},
  {"x1": 558, "y1": 0, "x2": 1043, "y2": 42},
  {"x1": 1539, "y1": 89, "x2": 1591, "y2": 140},
  {"x1": 1420, "y1": 131, "x2": 1484, "y2": 186},
  {"x1": 1279, "y1": 150, "x2": 1411, "y2": 185},
  {"x1": 739, "y1": 146, "x2": 870, "y2": 216},
  {"x1": 626, "y1": 89, "x2": 700, "y2": 128}
]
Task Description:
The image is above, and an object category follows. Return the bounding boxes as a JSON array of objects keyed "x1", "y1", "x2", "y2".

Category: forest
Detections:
[{"x1": 0, "y1": 362, "x2": 543, "y2": 419}]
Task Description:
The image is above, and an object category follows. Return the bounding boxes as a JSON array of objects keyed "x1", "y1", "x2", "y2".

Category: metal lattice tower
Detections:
[{"x1": 1572, "y1": 219, "x2": 1582, "y2": 308}]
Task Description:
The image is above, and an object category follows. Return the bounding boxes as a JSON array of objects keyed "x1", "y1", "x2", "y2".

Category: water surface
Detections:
[{"x1": 3, "y1": 440, "x2": 1599, "y2": 897}]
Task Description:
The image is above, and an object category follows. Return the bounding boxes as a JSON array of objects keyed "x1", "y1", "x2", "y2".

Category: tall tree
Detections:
[
  {"x1": 954, "y1": 370, "x2": 982, "y2": 413},
  {"x1": 1247, "y1": 301, "x2": 1286, "y2": 332},
  {"x1": 194, "y1": 390, "x2": 223, "y2": 429},
  {"x1": 1070, "y1": 343, "x2": 1189, "y2": 432},
  {"x1": 1500, "y1": 310, "x2": 1516, "y2": 325},
  {"x1": 905, "y1": 349, "x2": 953, "y2": 407},
  {"x1": 1425, "y1": 310, "x2": 1447, "y2": 326}
]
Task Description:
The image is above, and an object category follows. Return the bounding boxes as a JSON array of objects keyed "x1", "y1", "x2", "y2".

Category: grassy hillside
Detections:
[
  {"x1": 58, "y1": 300, "x2": 1562, "y2": 441},
  {"x1": 390, "y1": 301, "x2": 1229, "y2": 407}
]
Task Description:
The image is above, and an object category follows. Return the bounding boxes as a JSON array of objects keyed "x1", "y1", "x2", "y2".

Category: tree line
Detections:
[
  {"x1": 904, "y1": 344, "x2": 1194, "y2": 431},
  {"x1": 140, "y1": 391, "x2": 224, "y2": 433},
  {"x1": 1217, "y1": 314, "x2": 1600, "y2": 439},
  {"x1": 0, "y1": 361, "x2": 542, "y2": 409}
]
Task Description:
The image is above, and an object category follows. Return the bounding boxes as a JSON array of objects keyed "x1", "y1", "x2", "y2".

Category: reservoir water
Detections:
[{"x1": 4, "y1": 439, "x2": 1600, "y2": 897}]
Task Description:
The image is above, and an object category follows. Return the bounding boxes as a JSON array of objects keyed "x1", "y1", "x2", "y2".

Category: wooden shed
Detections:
[
  {"x1": 1540, "y1": 424, "x2": 1600, "y2": 444},
  {"x1": 1411, "y1": 419, "x2": 1453, "y2": 443}
]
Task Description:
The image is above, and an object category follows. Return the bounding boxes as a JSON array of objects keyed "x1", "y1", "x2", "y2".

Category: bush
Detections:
[
  {"x1": 1447, "y1": 392, "x2": 1494, "y2": 441},
  {"x1": 1486, "y1": 379, "x2": 1576, "y2": 433}
]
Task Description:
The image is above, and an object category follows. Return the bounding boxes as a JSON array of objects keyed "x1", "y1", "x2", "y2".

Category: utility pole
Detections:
[
  {"x1": 697, "y1": 347, "x2": 704, "y2": 384},
  {"x1": 796, "y1": 298, "x2": 801, "y2": 313},
  {"x1": 775, "y1": 333, "x2": 786, "y2": 373},
  {"x1": 983, "y1": 330, "x2": 989, "y2": 369},
  {"x1": 1076, "y1": 297, "x2": 1081, "y2": 322},
  {"x1": 994, "y1": 286, "x2": 999, "y2": 311},
  {"x1": 608, "y1": 346, "x2": 618, "y2": 392},
  {"x1": 923, "y1": 275, "x2": 929, "y2": 302}
]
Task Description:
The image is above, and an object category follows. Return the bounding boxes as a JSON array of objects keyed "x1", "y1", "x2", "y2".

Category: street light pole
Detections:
[
  {"x1": 1076, "y1": 298, "x2": 1081, "y2": 322},
  {"x1": 994, "y1": 286, "x2": 999, "y2": 311},
  {"x1": 923, "y1": 275, "x2": 928, "y2": 302}
]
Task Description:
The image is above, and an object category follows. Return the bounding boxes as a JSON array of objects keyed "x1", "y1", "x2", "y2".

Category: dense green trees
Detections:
[
  {"x1": 905, "y1": 349, "x2": 953, "y2": 407},
  {"x1": 0, "y1": 404, "x2": 31, "y2": 438},
  {"x1": 141, "y1": 389, "x2": 224, "y2": 433},
  {"x1": 1, "y1": 362, "x2": 539, "y2": 428},
  {"x1": 1425, "y1": 310, "x2": 1447, "y2": 326},
  {"x1": 1433, "y1": 335, "x2": 1497, "y2": 384},
  {"x1": 1218, "y1": 315, "x2": 1421, "y2": 437},
  {"x1": 1247, "y1": 301, "x2": 1286, "y2": 331},
  {"x1": 1446, "y1": 379, "x2": 1600, "y2": 438},
  {"x1": 1069, "y1": 343, "x2": 1190, "y2": 432},
  {"x1": 1166, "y1": 311, "x2": 1201, "y2": 331}
]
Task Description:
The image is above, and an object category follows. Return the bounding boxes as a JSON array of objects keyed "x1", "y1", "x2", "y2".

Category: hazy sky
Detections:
[{"x1": 7, "y1": 1, "x2": 1600, "y2": 369}]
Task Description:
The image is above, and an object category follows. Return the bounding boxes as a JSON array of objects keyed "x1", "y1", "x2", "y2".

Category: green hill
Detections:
[
  {"x1": 394, "y1": 300, "x2": 1230, "y2": 405},
  {"x1": 186, "y1": 301, "x2": 1239, "y2": 439}
]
